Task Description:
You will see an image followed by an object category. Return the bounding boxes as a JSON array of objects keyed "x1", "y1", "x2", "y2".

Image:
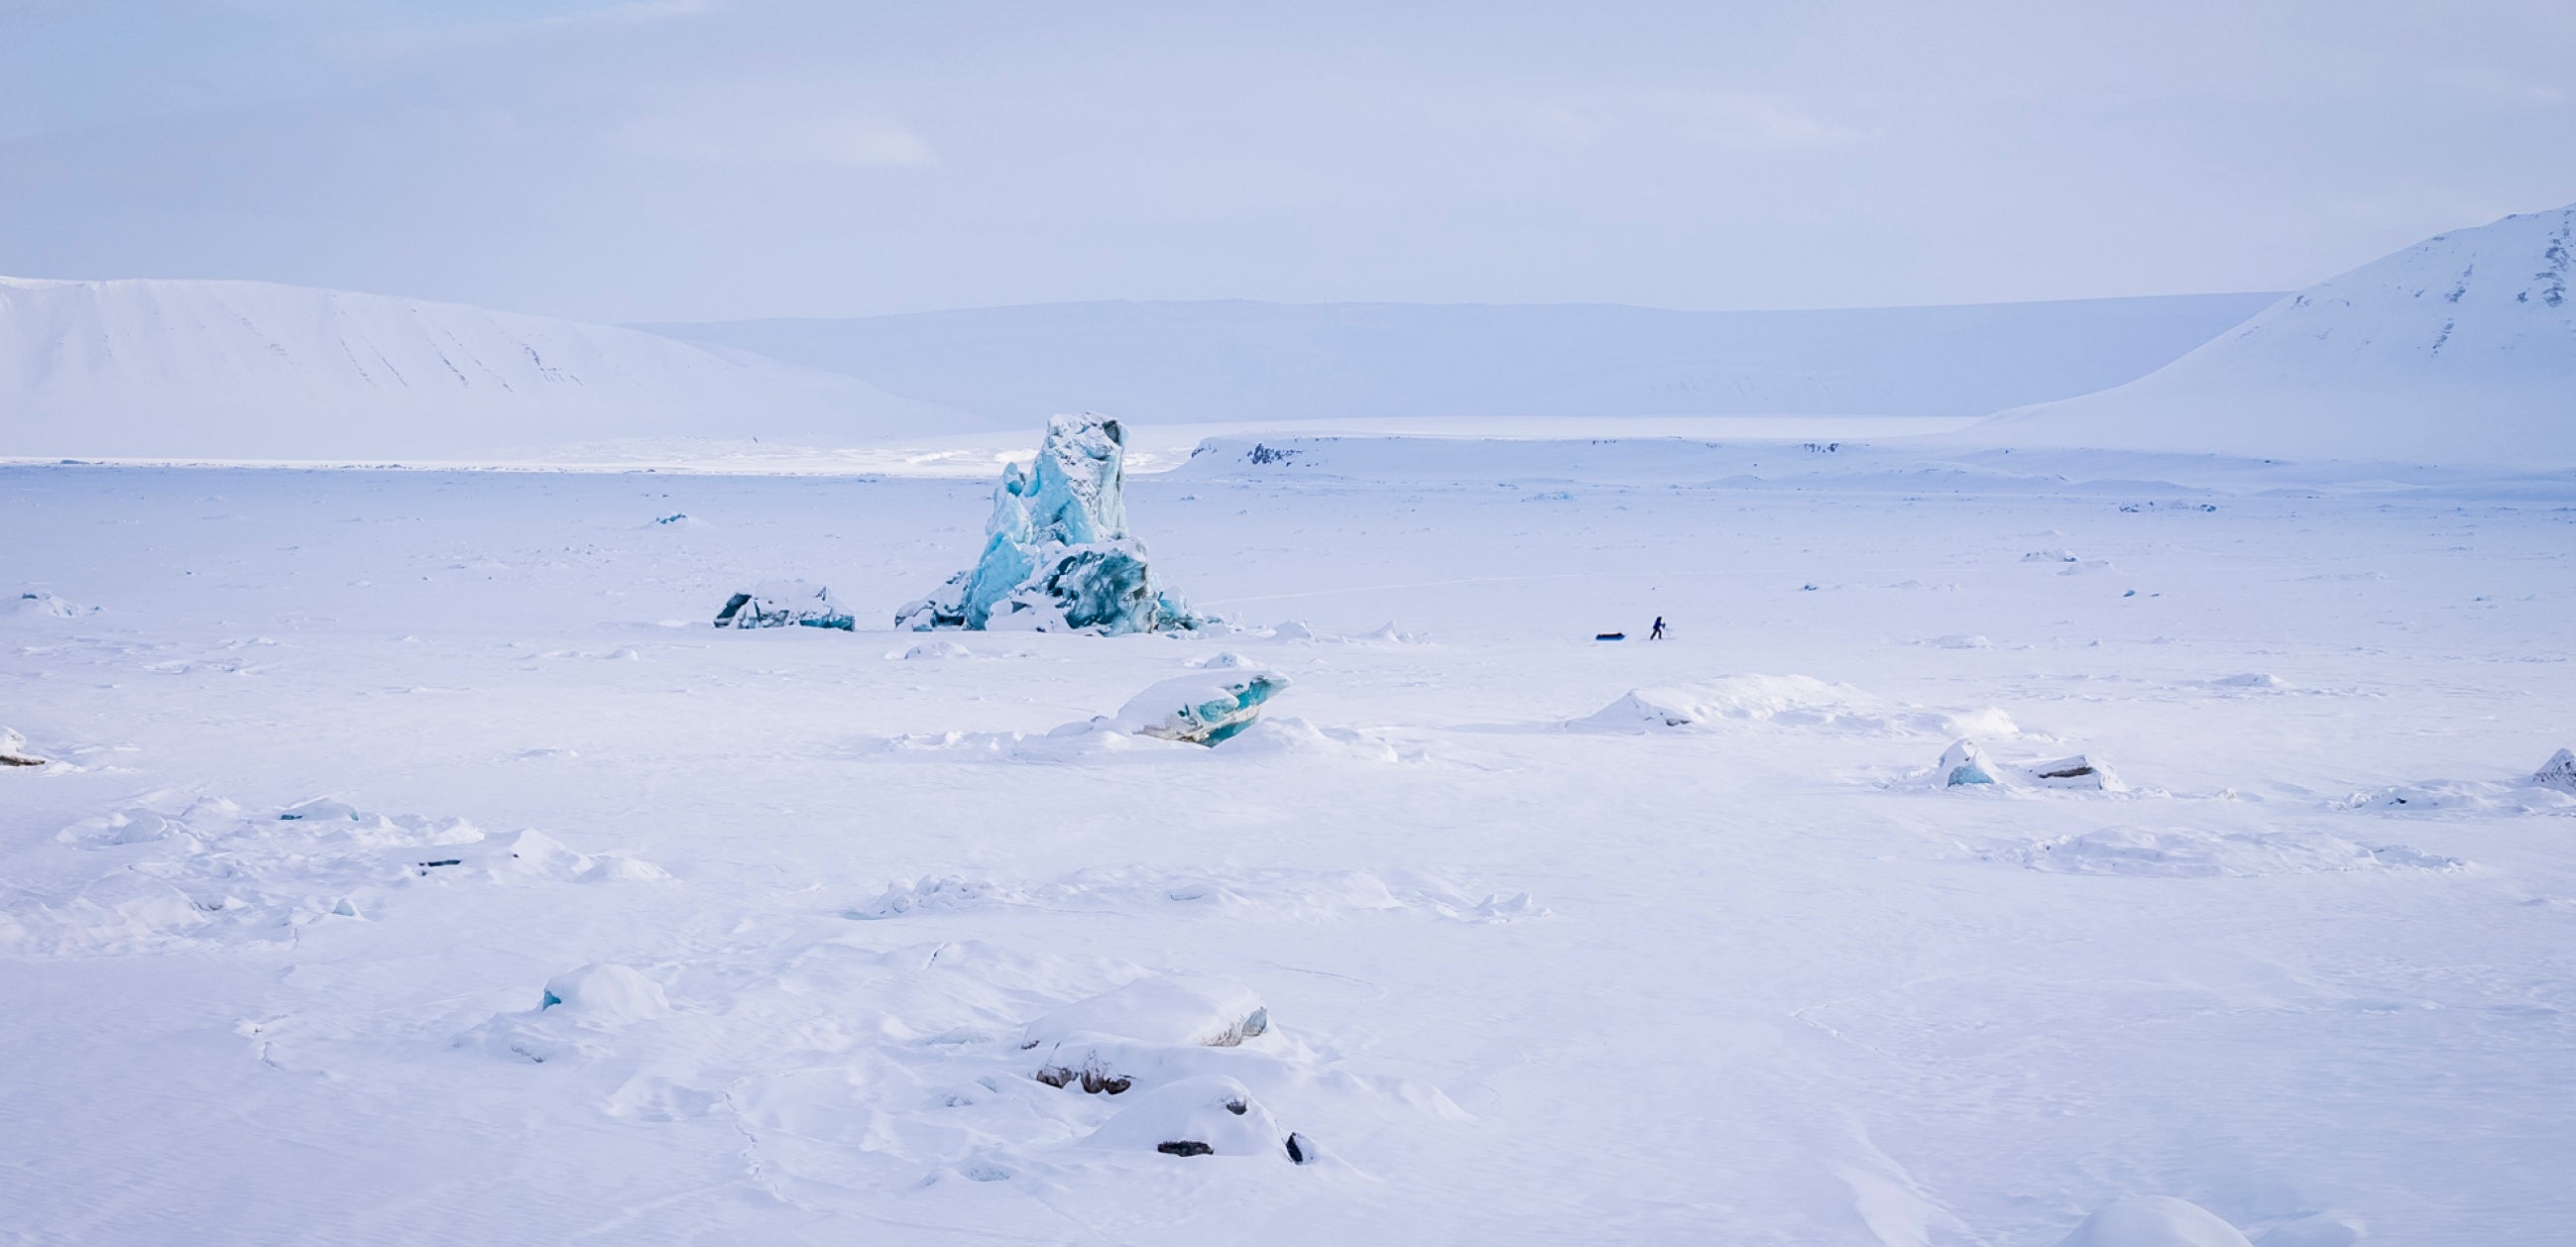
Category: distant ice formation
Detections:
[
  {"x1": 897, "y1": 414, "x2": 1209, "y2": 634},
  {"x1": 714, "y1": 580, "x2": 855, "y2": 630}
]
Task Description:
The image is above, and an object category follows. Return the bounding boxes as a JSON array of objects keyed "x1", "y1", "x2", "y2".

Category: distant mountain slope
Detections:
[
  {"x1": 639, "y1": 293, "x2": 2279, "y2": 424},
  {"x1": 0, "y1": 278, "x2": 978, "y2": 459},
  {"x1": 1979, "y1": 206, "x2": 2576, "y2": 466}
]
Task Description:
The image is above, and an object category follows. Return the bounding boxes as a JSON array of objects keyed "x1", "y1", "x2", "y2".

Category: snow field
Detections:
[{"x1": 4, "y1": 458, "x2": 2573, "y2": 1243}]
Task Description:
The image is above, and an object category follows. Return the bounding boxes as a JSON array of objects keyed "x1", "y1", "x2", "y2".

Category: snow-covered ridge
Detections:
[
  {"x1": 1980, "y1": 205, "x2": 2576, "y2": 467},
  {"x1": 641, "y1": 293, "x2": 2279, "y2": 425},
  {"x1": 0, "y1": 277, "x2": 980, "y2": 459}
]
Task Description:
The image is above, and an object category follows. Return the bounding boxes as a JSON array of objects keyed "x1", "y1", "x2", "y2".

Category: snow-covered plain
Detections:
[{"x1": 5, "y1": 442, "x2": 2573, "y2": 1244}]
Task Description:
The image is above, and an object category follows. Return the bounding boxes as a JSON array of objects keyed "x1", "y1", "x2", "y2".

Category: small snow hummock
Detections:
[
  {"x1": 713, "y1": 579, "x2": 855, "y2": 631},
  {"x1": 1, "y1": 727, "x2": 46, "y2": 768},
  {"x1": 537, "y1": 963, "x2": 671, "y2": 1024},
  {"x1": 458, "y1": 963, "x2": 671, "y2": 1064},
  {"x1": 896, "y1": 413, "x2": 1211, "y2": 635},
  {"x1": 1079, "y1": 1075, "x2": 1292, "y2": 1160},
  {"x1": 1023, "y1": 976, "x2": 1273, "y2": 1098},
  {"x1": 2532, "y1": 747, "x2": 2576, "y2": 793},
  {"x1": 10, "y1": 592, "x2": 88, "y2": 620},
  {"x1": 1939, "y1": 738, "x2": 2127, "y2": 792},
  {"x1": 2051, "y1": 1195, "x2": 2253, "y2": 1247}
]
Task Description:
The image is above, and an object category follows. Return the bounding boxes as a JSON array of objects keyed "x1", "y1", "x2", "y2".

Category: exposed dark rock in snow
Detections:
[{"x1": 2531, "y1": 748, "x2": 2576, "y2": 793}]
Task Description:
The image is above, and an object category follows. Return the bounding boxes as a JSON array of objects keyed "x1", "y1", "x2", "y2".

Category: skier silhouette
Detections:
[{"x1": 1650, "y1": 617, "x2": 1666, "y2": 640}]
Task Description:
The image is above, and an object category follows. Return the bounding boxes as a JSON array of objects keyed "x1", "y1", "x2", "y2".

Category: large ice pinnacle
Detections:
[{"x1": 897, "y1": 414, "x2": 1208, "y2": 634}]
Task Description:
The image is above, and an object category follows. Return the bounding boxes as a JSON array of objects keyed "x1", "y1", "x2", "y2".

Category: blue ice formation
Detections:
[
  {"x1": 715, "y1": 580, "x2": 855, "y2": 630},
  {"x1": 1114, "y1": 671, "x2": 1288, "y2": 745},
  {"x1": 897, "y1": 414, "x2": 1208, "y2": 634}
]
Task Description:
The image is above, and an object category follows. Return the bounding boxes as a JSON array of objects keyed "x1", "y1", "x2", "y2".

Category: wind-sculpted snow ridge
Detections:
[
  {"x1": 898, "y1": 414, "x2": 1211, "y2": 635},
  {"x1": 849, "y1": 866, "x2": 1544, "y2": 925},
  {"x1": 2, "y1": 795, "x2": 665, "y2": 957},
  {"x1": 2008, "y1": 826, "x2": 2461, "y2": 878},
  {"x1": 430, "y1": 937, "x2": 1459, "y2": 1186},
  {"x1": 1573, "y1": 674, "x2": 2019, "y2": 738},
  {"x1": 1981, "y1": 204, "x2": 2576, "y2": 468}
]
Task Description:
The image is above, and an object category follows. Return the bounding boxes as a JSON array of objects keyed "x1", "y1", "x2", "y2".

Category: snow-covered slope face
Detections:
[
  {"x1": 0, "y1": 278, "x2": 979, "y2": 460},
  {"x1": 642, "y1": 293, "x2": 2278, "y2": 425},
  {"x1": 1980, "y1": 207, "x2": 2576, "y2": 467}
]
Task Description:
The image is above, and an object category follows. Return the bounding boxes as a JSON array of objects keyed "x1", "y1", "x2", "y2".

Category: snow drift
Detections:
[
  {"x1": 1979, "y1": 205, "x2": 2576, "y2": 467},
  {"x1": 0, "y1": 276, "x2": 978, "y2": 459}
]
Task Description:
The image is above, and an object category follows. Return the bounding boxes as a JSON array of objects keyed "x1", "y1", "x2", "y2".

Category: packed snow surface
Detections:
[
  {"x1": 0, "y1": 276, "x2": 978, "y2": 459},
  {"x1": 4, "y1": 445, "x2": 2569, "y2": 1244},
  {"x1": 1983, "y1": 206, "x2": 2576, "y2": 467},
  {"x1": 641, "y1": 293, "x2": 2279, "y2": 424}
]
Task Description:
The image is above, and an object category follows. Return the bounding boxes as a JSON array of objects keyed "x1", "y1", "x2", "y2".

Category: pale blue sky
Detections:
[{"x1": 5, "y1": 0, "x2": 2571, "y2": 322}]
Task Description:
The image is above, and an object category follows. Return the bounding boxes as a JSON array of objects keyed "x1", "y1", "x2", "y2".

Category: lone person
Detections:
[{"x1": 1650, "y1": 616, "x2": 1667, "y2": 640}]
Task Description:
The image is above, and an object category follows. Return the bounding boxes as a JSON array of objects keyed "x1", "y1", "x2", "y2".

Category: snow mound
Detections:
[
  {"x1": 0, "y1": 275, "x2": 977, "y2": 459},
  {"x1": 2532, "y1": 747, "x2": 2576, "y2": 793},
  {"x1": 2054, "y1": 1196, "x2": 2254, "y2": 1247},
  {"x1": 8, "y1": 591, "x2": 90, "y2": 621},
  {"x1": 897, "y1": 414, "x2": 1210, "y2": 634},
  {"x1": 457, "y1": 963, "x2": 673, "y2": 1064},
  {"x1": 1577, "y1": 674, "x2": 2018, "y2": 738},
  {"x1": 1023, "y1": 977, "x2": 1272, "y2": 1094},
  {"x1": 713, "y1": 580, "x2": 853, "y2": 631},
  {"x1": 2208, "y1": 672, "x2": 2292, "y2": 690},
  {"x1": 2015, "y1": 826, "x2": 2460, "y2": 878},
  {"x1": 1, "y1": 726, "x2": 47, "y2": 767},
  {"x1": 1935, "y1": 738, "x2": 2128, "y2": 793},
  {"x1": 898, "y1": 639, "x2": 976, "y2": 660},
  {"x1": 1077, "y1": 1075, "x2": 1292, "y2": 1159},
  {"x1": 1981, "y1": 205, "x2": 2576, "y2": 468}
]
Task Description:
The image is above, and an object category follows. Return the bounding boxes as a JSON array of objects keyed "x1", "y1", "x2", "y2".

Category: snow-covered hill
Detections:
[
  {"x1": 0, "y1": 278, "x2": 979, "y2": 460},
  {"x1": 641, "y1": 293, "x2": 2279, "y2": 425},
  {"x1": 1980, "y1": 206, "x2": 2576, "y2": 467}
]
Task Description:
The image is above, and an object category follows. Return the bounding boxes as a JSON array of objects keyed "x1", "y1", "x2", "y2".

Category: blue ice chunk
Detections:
[{"x1": 898, "y1": 414, "x2": 1213, "y2": 635}]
